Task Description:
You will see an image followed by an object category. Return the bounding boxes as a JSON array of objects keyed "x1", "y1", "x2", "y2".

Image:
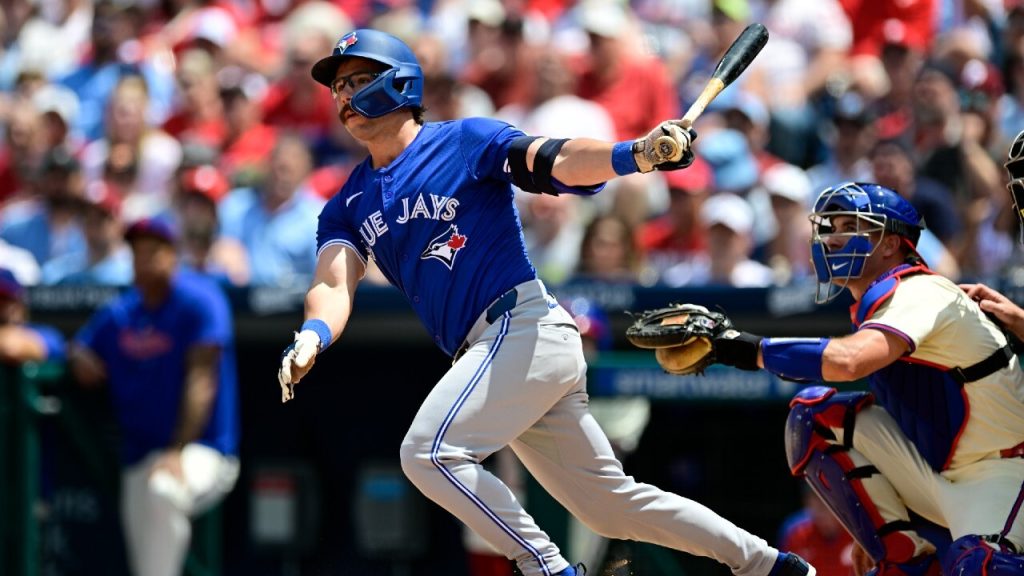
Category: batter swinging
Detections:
[{"x1": 276, "y1": 28, "x2": 815, "y2": 576}]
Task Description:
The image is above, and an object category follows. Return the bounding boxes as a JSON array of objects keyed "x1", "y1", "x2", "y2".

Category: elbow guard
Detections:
[{"x1": 508, "y1": 136, "x2": 569, "y2": 196}]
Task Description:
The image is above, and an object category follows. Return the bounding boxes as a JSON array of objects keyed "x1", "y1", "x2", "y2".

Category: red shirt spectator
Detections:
[{"x1": 840, "y1": 0, "x2": 936, "y2": 57}]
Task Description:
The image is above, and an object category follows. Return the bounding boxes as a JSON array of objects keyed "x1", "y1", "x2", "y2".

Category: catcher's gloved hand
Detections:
[
  {"x1": 277, "y1": 330, "x2": 321, "y2": 403},
  {"x1": 632, "y1": 122, "x2": 697, "y2": 173},
  {"x1": 625, "y1": 303, "x2": 764, "y2": 375},
  {"x1": 625, "y1": 304, "x2": 730, "y2": 375}
]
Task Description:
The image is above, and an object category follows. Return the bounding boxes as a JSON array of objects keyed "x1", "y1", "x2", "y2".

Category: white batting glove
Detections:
[
  {"x1": 277, "y1": 330, "x2": 321, "y2": 403},
  {"x1": 632, "y1": 121, "x2": 696, "y2": 173}
]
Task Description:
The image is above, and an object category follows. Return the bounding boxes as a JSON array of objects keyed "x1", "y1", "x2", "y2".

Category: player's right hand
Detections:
[
  {"x1": 632, "y1": 121, "x2": 697, "y2": 173},
  {"x1": 277, "y1": 330, "x2": 321, "y2": 403}
]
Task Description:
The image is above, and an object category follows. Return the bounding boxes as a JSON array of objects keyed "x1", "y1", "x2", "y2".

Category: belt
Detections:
[
  {"x1": 485, "y1": 288, "x2": 518, "y2": 324},
  {"x1": 1001, "y1": 440, "x2": 1024, "y2": 459},
  {"x1": 453, "y1": 288, "x2": 519, "y2": 363}
]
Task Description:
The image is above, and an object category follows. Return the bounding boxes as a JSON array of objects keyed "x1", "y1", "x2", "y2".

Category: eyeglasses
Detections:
[{"x1": 331, "y1": 71, "x2": 382, "y2": 95}]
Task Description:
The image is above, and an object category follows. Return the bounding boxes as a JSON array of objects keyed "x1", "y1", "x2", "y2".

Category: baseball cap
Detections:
[
  {"x1": 712, "y1": 90, "x2": 769, "y2": 128},
  {"x1": 578, "y1": 0, "x2": 627, "y2": 38},
  {"x1": 700, "y1": 129, "x2": 759, "y2": 193},
  {"x1": 32, "y1": 84, "x2": 80, "y2": 128},
  {"x1": 124, "y1": 217, "x2": 178, "y2": 244},
  {"x1": 700, "y1": 192, "x2": 754, "y2": 235},
  {"x1": 762, "y1": 162, "x2": 812, "y2": 205},
  {"x1": 664, "y1": 156, "x2": 714, "y2": 194},
  {"x1": 833, "y1": 91, "x2": 874, "y2": 126},
  {"x1": 0, "y1": 268, "x2": 25, "y2": 301},
  {"x1": 180, "y1": 165, "x2": 230, "y2": 203}
]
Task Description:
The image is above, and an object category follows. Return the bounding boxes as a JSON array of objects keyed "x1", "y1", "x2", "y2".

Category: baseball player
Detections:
[
  {"x1": 277, "y1": 28, "x2": 815, "y2": 576},
  {"x1": 702, "y1": 182, "x2": 1024, "y2": 575},
  {"x1": 68, "y1": 218, "x2": 240, "y2": 576}
]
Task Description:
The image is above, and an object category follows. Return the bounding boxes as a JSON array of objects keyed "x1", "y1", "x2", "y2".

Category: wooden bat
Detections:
[{"x1": 655, "y1": 22, "x2": 770, "y2": 160}]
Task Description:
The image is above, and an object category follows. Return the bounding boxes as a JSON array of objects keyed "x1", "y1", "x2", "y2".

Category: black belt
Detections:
[
  {"x1": 485, "y1": 288, "x2": 518, "y2": 324},
  {"x1": 949, "y1": 345, "x2": 1014, "y2": 384},
  {"x1": 454, "y1": 288, "x2": 519, "y2": 362}
]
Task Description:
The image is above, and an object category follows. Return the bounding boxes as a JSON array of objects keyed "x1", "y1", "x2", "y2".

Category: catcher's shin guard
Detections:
[
  {"x1": 785, "y1": 387, "x2": 931, "y2": 567},
  {"x1": 943, "y1": 535, "x2": 1024, "y2": 576}
]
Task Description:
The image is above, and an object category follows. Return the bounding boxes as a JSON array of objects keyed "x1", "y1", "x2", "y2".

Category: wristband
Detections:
[
  {"x1": 611, "y1": 140, "x2": 639, "y2": 176},
  {"x1": 761, "y1": 338, "x2": 829, "y2": 382},
  {"x1": 300, "y1": 319, "x2": 333, "y2": 351}
]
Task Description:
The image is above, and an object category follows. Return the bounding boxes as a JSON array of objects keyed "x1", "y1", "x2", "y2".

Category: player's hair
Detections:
[{"x1": 411, "y1": 106, "x2": 425, "y2": 125}]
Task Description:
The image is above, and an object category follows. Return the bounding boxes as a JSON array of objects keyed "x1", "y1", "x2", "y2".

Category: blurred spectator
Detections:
[
  {"x1": 521, "y1": 193, "x2": 584, "y2": 286},
  {"x1": 80, "y1": 74, "x2": 183, "y2": 221},
  {"x1": 999, "y1": 17, "x2": 1024, "y2": 147},
  {"x1": 700, "y1": 128, "x2": 760, "y2": 195},
  {"x1": 575, "y1": 214, "x2": 643, "y2": 283},
  {"x1": 0, "y1": 99, "x2": 45, "y2": 205},
  {"x1": 174, "y1": 164, "x2": 250, "y2": 287},
  {"x1": 911, "y1": 62, "x2": 971, "y2": 199},
  {"x1": 637, "y1": 157, "x2": 713, "y2": 286},
  {"x1": 260, "y1": 2, "x2": 352, "y2": 143},
  {"x1": 777, "y1": 486, "x2": 855, "y2": 576},
  {"x1": 0, "y1": 0, "x2": 91, "y2": 89},
  {"x1": 0, "y1": 268, "x2": 65, "y2": 365},
  {"x1": 162, "y1": 48, "x2": 229, "y2": 150},
  {"x1": 575, "y1": 0, "x2": 680, "y2": 226},
  {"x1": 56, "y1": 0, "x2": 175, "y2": 142},
  {"x1": 0, "y1": 145, "x2": 86, "y2": 267},
  {"x1": 753, "y1": 0, "x2": 852, "y2": 166},
  {"x1": 715, "y1": 90, "x2": 781, "y2": 172},
  {"x1": 869, "y1": 139, "x2": 962, "y2": 246},
  {"x1": 32, "y1": 83, "x2": 82, "y2": 151},
  {"x1": 760, "y1": 162, "x2": 813, "y2": 285},
  {"x1": 701, "y1": 192, "x2": 774, "y2": 287},
  {"x1": 218, "y1": 69, "x2": 276, "y2": 187},
  {"x1": 218, "y1": 133, "x2": 323, "y2": 286},
  {"x1": 68, "y1": 217, "x2": 239, "y2": 576},
  {"x1": 840, "y1": 0, "x2": 936, "y2": 59},
  {"x1": 41, "y1": 180, "x2": 132, "y2": 285},
  {"x1": 414, "y1": 32, "x2": 495, "y2": 122},
  {"x1": 460, "y1": 0, "x2": 536, "y2": 112},
  {"x1": 807, "y1": 91, "x2": 875, "y2": 193},
  {"x1": 872, "y1": 40, "x2": 925, "y2": 142}
]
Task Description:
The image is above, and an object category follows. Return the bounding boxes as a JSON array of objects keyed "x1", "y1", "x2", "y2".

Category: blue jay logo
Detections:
[
  {"x1": 421, "y1": 224, "x2": 467, "y2": 270},
  {"x1": 336, "y1": 32, "x2": 358, "y2": 53}
]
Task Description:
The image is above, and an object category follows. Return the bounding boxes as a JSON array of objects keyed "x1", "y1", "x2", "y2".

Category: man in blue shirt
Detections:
[{"x1": 68, "y1": 218, "x2": 239, "y2": 576}]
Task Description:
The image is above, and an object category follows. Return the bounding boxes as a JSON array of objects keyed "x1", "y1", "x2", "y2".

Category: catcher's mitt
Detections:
[{"x1": 625, "y1": 304, "x2": 732, "y2": 375}]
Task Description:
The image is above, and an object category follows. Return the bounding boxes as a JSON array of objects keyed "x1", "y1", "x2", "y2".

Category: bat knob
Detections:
[{"x1": 655, "y1": 136, "x2": 681, "y2": 162}]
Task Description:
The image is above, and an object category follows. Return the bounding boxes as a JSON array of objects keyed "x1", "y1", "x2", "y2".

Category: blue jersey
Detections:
[
  {"x1": 316, "y1": 118, "x2": 601, "y2": 356},
  {"x1": 74, "y1": 271, "x2": 239, "y2": 465}
]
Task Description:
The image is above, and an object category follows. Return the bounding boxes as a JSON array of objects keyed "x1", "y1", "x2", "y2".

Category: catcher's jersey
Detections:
[
  {"x1": 861, "y1": 273, "x2": 1024, "y2": 467},
  {"x1": 318, "y1": 118, "x2": 541, "y2": 357}
]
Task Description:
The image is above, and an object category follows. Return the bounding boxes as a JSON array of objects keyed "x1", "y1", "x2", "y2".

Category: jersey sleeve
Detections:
[
  {"x1": 316, "y1": 192, "x2": 368, "y2": 265},
  {"x1": 28, "y1": 324, "x2": 66, "y2": 362},
  {"x1": 186, "y1": 281, "x2": 232, "y2": 347}
]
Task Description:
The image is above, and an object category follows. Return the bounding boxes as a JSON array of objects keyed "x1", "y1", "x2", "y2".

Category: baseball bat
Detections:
[{"x1": 655, "y1": 22, "x2": 770, "y2": 160}]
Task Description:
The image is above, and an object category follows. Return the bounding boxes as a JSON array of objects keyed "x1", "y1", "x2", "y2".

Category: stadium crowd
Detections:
[{"x1": 1, "y1": 0, "x2": 1022, "y2": 291}]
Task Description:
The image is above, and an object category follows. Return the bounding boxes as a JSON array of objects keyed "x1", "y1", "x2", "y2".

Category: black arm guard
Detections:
[{"x1": 508, "y1": 136, "x2": 569, "y2": 195}]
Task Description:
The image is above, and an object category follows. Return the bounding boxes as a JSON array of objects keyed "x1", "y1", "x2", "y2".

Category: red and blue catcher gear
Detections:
[
  {"x1": 785, "y1": 386, "x2": 929, "y2": 569},
  {"x1": 809, "y1": 183, "x2": 924, "y2": 304},
  {"x1": 311, "y1": 29, "x2": 423, "y2": 118},
  {"x1": 943, "y1": 535, "x2": 1024, "y2": 576}
]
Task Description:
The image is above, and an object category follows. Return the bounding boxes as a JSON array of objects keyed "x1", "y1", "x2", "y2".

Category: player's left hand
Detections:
[
  {"x1": 278, "y1": 330, "x2": 321, "y2": 403},
  {"x1": 633, "y1": 121, "x2": 697, "y2": 173}
]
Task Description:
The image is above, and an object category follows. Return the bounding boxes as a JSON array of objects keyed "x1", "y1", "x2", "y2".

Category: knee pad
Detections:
[
  {"x1": 785, "y1": 385, "x2": 873, "y2": 475},
  {"x1": 785, "y1": 386, "x2": 920, "y2": 564},
  {"x1": 942, "y1": 535, "x2": 1024, "y2": 576}
]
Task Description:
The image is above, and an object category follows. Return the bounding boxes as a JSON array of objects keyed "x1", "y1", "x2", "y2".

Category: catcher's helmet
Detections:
[
  {"x1": 809, "y1": 182, "x2": 924, "y2": 303},
  {"x1": 1005, "y1": 129, "x2": 1024, "y2": 244},
  {"x1": 310, "y1": 29, "x2": 423, "y2": 118}
]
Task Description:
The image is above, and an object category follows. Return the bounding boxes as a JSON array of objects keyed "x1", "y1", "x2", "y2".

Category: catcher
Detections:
[{"x1": 628, "y1": 182, "x2": 1024, "y2": 576}]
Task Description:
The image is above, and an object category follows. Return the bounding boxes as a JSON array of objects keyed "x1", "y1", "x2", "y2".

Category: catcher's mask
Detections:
[
  {"x1": 809, "y1": 182, "x2": 924, "y2": 304},
  {"x1": 1006, "y1": 129, "x2": 1024, "y2": 244},
  {"x1": 310, "y1": 29, "x2": 423, "y2": 118}
]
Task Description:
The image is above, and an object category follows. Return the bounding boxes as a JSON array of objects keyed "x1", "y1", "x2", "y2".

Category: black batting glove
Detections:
[{"x1": 713, "y1": 329, "x2": 763, "y2": 371}]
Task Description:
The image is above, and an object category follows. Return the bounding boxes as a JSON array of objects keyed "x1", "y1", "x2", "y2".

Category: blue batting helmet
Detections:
[
  {"x1": 809, "y1": 182, "x2": 924, "y2": 303},
  {"x1": 311, "y1": 29, "x2": 423, "y2": 118}
]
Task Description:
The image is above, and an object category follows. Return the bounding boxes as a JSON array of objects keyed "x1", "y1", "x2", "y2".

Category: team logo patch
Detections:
[
  {"x1": 336, "y1": 32, "x2": 358, "y2": 53},
  {"x1": 421, "y1": 224, "x2": 467, "y2": 270}
]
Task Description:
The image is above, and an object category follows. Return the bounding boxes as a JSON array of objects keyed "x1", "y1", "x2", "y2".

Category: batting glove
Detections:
[
  {"x1": 633, "y1": 121, "x2": 697, "y2": 173},
  {"x1": 278, "y1": 330, "x2": 321, "y2": 403}
]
